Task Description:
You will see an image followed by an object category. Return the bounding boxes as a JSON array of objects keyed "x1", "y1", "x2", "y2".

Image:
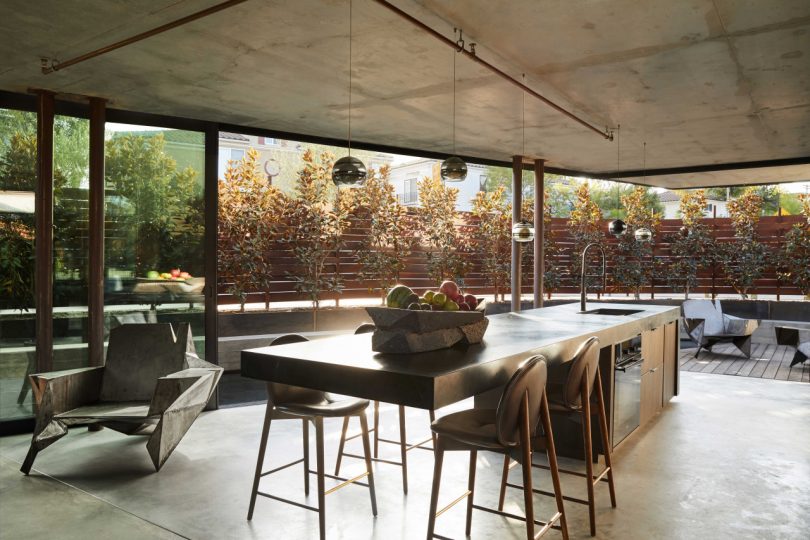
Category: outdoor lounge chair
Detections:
[
  {"x1": 682, "y1": 299, "x2": 758, "y2": 359},
  {"x1": 774, "y1": 326, "x2": 810, "y2": 367},
  {"x1": 20, "y1": 323, "x2": 222, "y2": 475}
]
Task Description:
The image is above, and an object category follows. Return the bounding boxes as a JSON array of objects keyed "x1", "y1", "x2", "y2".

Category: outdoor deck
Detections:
[{"x1": 680, "y1": 342, "x2": 809, "y2": 382}]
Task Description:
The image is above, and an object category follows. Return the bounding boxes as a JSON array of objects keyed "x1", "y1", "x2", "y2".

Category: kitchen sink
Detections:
[{"x1": 581, "y1": 308, "x2": 643, "y2": 316}]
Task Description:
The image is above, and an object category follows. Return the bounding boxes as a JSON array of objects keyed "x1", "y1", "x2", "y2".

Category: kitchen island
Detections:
[{"x1": 241, "y1": 301, "x2": 680, "y2": 448}]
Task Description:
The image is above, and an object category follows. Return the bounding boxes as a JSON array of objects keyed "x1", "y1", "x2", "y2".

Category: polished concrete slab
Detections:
[{"x1": 1, "y1": 371, "x2": 809, "y2": 539}]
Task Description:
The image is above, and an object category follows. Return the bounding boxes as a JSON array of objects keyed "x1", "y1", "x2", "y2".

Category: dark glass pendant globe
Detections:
[
  {"x1": 440, "y1": 156, "x2": 468, "y2": 182},
  {"x1": 608, "y1": 219, "x2": 627, "y2": 236},
  {"x1": 332, "y1": 156, "x2": 367, "y2": 187},
  {"x1": 511, "y1": 220, "x2": 535, "y2": 243},
  {"x1": 634, "y1": 227, "x2": 653, "y2": 242}
]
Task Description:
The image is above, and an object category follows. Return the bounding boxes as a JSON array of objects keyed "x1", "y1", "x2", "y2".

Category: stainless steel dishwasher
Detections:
[{"x1": 613, "y1": 335, "x2": 643, "y2": 447}]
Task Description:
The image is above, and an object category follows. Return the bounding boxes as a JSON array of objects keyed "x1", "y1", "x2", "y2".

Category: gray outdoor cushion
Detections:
[{"x1": 683, "y1": 300, "x2": 725, "y2": 335}]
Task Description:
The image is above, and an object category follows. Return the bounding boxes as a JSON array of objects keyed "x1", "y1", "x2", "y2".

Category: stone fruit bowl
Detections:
[{"x1": 365, "y1": 304, "x2": 489, "y2": 354}]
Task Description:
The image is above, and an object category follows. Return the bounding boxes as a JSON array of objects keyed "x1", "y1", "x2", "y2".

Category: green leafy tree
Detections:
[
  {"x1": 417, "y1": 175, "x2": 466, "y2": 285},
  {"x1": 283, "y1": 149, "x2": 354, "y2": 327},
  {"x1": 482, "y1": 165, "x2": 575, "y2": 217},
  {"x1": 706, "y1": 185, "x2": 782, "y2": 215},
  {"x1": 779, "y1": 194, "x2": 810, "y2": 296},
  {"x1": 541, "y1": 198, "x2": 562, "y2": 297},
  {"x1": 0, "y1": 220, "x2": 34, "y2": 311},
  {"x1": 667, "y1": 190, "x2": 715, "y2": 298},
  {"x1": 355, "y1": 165, "x2": 417, "y2": 299},
  {"x1": 719, "y1": 187, "x2": 769, "y2": 298},
  {"x1": 467, "y1": 186, "x2": 511, "y2": 301},
  {"x1": 218, "y1": 148, "x2": 287, "y2": 310},
  {"x1": 612, "y1": 187, "x2": 661, "y2": 298},
  {"x1": 568, "y1": 182, "x2": 604, "y2": 291},
  {"x1": 594, "y1": 182, "x2": 663, "y2": 219}
]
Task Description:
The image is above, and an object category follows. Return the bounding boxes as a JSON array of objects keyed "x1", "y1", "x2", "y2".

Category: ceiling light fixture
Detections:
[
  {"x1": 332, "y1": 0, "x2": 367, "y2": 187},
  {"x1": 608, "y1": 124, "x2": 627, "y2": 236},
  {"x1": 440, "y1": 29, "x2": 468, "y2": 182}
]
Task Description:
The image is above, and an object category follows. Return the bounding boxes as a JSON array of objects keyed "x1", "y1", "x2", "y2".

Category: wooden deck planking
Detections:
[{"x1": 681, "y1": 342, "x2": 809, "y2": 383}]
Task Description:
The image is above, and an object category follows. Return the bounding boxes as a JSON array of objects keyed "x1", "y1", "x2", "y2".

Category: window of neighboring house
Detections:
[
  {"x1": 230, "y1": 148, "x2": 245, "y2": 161},
  {"x1": 705, "y1": 203, "x2": 714, "y2": 213}
]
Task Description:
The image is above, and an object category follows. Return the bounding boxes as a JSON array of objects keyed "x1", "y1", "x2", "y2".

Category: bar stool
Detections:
[
  {"x1": 426, "y1": 355, "x2": 568, "y2": 540},
  {"x1": 498, "y1": 336, "x2": 616, "y2": 536},
  {"x1": 334, "y1": 323, "x2": 435, "y2": 494},
  {"x1": 247, "y1": 334, "x2": 377, "y2": 540}
]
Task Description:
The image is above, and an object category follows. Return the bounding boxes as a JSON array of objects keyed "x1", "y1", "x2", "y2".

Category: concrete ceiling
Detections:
[{"x1": 1, "y1": 0, "x2": 809, "y2": 188}]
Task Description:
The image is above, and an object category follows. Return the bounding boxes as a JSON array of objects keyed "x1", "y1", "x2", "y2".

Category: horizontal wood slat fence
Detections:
[{"x1": 217, "y1": 213, "x2": 806, "y2": 306}]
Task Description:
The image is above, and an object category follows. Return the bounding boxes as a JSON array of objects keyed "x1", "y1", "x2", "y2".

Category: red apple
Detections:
[
  {"x1": 464, "y1": 294, "x2": 478, "y2": 308},
  {"x1": 170, "y1": 268, "x2": 181, "y2": 278},
  {"x1": 439, "y1": 280, "x2": 459, "y2": 298},
  {"x1": 458, "y1": 302, "x2": 470, "y2": 311},
  {"x1": 179, "y1": 271, "x2": 191, "y2": 279}
]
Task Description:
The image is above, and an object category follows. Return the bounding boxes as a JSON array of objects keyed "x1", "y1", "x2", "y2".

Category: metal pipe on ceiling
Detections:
[
  {"x1": 41, "y1": 0, "x2": 249, "y2": 74},
  {"x1": 371, "y1": 0, "x2": 613, "y2": 141}
]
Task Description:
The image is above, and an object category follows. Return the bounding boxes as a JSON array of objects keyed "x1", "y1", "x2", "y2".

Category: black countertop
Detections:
[{"x1": 241, "y1": 302, "x2": 680, "y2": 410}]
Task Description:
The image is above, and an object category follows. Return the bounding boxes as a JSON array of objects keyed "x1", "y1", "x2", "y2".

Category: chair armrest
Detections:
[
  {"x1": 30, "y1": 367, "x2": 104, "y2": 414},
  {"x1": 723, "y1": 316, "x2": 758, "y2": 336},
  {"x1": 148, "y1": 368, "x2": 219, "y2": 415},
  {"x1": 682, "y1": 318, "x2": 705, "y2": 344}
]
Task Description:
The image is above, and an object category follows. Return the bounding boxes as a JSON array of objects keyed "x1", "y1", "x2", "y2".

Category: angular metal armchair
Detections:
[
  {"x1": 775, "y1": 326, "x2": 810, "y2": 367},
  {"x1": 21, "y1": 323, "x2": 222, "y2": 475},
  {"x1": 682, "y1": 299, "x2": 758, "y2": 359}
]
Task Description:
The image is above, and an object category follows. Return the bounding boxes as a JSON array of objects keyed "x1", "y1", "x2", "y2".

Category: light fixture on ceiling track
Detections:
[
  {"x1": 440, "y1": 28, "x2": 468, "y2": 182},
  {"x1": 332, "y1": 0, "x2": 367, "y2": 187},
  {"x1": 635, "y1": 141, "x2": 653, "y2": 242},
  {"x1": 607, "y1": 124, "x2": 627, "y2": 237}
]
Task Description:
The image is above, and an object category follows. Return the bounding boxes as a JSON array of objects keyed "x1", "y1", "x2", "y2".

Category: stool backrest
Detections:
[
  {"x1": 267, "y1": 334, "x2": 325, "y2": 404},
  {"x1": 354, "y1": 323, "x2": 376, "y2": 335},
  {"x1": 495, "y1": 355, "x2": 547, "y2": 447},
  {"x1": 559, "y1": 336, "x2": 600, "y2": 409}
]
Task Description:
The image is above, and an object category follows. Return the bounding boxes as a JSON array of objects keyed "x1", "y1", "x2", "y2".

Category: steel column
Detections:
[
  {"x1": 35, "y1": 91, "x2": 55, "y2": 372},
  {"x1": 511, "y1": 155, "x2": 523, "y2": 312},
  {"x1": 204, "y1": 124, "x2": 219, "y2": 372},
  {"x1": 533, "y1": 160, "x2": 545, "y2": 308},
  {"x1": 88, "y1": 98, "x2": 106, "y2": 367}
]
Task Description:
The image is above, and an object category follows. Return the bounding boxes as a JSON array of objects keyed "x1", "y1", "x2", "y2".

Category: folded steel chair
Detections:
[
  {"x1": 426, "y1": 355, "x2": 568, "y2": 540},
  {"x1": 21, "y1": 323, "x2": 222, "y2": 474},
  {"x1": 498, "y1": 337, "x2": 616, "y2": 536},
  {"x1": 682, "y1": 299, "x2": 758, "y2": 359},
  {"x1": 247, "y1": 334, "x2": 377, "y2": 540},
  {"x1": 334, "y1": 323, "x2": 436, "y2": 494},
  {"x1": 775, "y1": 326, "x2": 810, "y2": 367}
]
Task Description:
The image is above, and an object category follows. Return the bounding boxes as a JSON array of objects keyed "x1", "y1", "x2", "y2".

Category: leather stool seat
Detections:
[
  {"x1": 430, "y1": 409, "x2": 501, "y2": 450},
  {"x1": 276, "y1": 397, "x2": 370, "y2": 418}
]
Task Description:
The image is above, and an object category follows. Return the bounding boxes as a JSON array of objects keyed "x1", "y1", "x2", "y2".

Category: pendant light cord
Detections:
[
  {"x1": 522, "y1": 74, "x2": 525, "y2": 156},
  {"x1": 452, "y1": 47, "x2": 456, "y2": 155},
  {"x1": 642, "y1": 141, "x2": 647, "y2": 184},
  {"x1": 348, "y1": 0, "x2": 353, "y2": 155},
  {"x1": 616, "y1": 124, "x2": 621, "y2": 218}
]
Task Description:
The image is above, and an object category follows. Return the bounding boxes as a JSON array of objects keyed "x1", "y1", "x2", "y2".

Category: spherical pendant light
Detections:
[
  {"x1": 441, "y1": 156, "x2": 468, "y2": 182},
  {"x1": 608, "y1": 219, "x2": 627, "y2": 237},
  {"x1": 634, "y1": 227, "x2": 653, "y2": 242},
  {"x1": 332, "y1": 155, "x2": 367, "y2": 187},
  {"x1": 512, "y1": 220, "x2": 535, "y2": 243}
]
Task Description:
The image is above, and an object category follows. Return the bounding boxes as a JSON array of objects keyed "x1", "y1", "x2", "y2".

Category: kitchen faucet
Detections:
[{"x1": 580, "y1": 242, "x2": 607, "y2": 313}]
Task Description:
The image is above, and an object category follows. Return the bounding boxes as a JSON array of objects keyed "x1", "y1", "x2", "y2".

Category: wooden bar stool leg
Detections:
[
  {"x1": 519, "y1": 395, "x2": 535, "y2": 540},
  {"x1": 429, "y1": 409, "x2": 437, "y2": 447},
  {"x1": 426, "y1": 444, "x2": 444, "y2": 540},
  {"x1": 315, "y1": 416, "x2": 326, "y2": 540},
  {"x1": 247, "y1": 401, "x2": 273, "y2": 520},
  {"x1": 465, "y1": 450, "x2": 477, "y2": 536},
  {"x1": 373, "y1": 400, "x2": 380, "y2": 458},
  {"x1": 541, "y1": 394, "x2": 569, "y2": 540},
  {"x1": 497, "y1": 453, "x2": 510, "y2": 511},
  {"x1": 398, "y1": 405, "x2": 408, "y2": 494},
  {"x1": 303, "y1": 418, "x2": 310, "y2": 495},
  {"x1": 581, "y1": 374, "x2": 596, "y2": 536},
  {"x1": 595, "y1": 370, "x2": 617, "y2": 507},
  {"x1": 359, "y1": 412, "x2": 378, "y2": 516},
  {"x1": 334, "y1": 416, "x2": 350, "y2": 476}
]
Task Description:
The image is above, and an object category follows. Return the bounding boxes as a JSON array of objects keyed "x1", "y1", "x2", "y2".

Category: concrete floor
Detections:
[{"x1": 1, "y1": 372, "x2": 809, "y2": 540}]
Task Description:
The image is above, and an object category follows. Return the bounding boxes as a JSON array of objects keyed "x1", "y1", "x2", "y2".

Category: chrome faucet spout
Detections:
[{"x1": 580, "y1": 242, "x2": 606, "y2": 313}]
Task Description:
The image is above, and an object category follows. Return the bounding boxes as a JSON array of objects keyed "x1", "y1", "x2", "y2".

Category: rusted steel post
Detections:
[
  {"x1": 88, "y1": 98, "x2": 106, "y2": 367},
  {"x1": 35, "y1": 91, "x2": 55, "y2": 372},
  {"x1": 511, "y1": 156, "x2": 522, "y2": 312},
  {"x1": 533, "y1": 159, "x2": 545, "y2": 308},
  {"x1": 711, "y1": 206, "x2": 717, "y2": 300}
]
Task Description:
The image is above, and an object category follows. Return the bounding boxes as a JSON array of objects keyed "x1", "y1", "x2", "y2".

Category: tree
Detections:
[
  {"x1": 612, "y1": 186, "x2": 661, "y2": 298},
  {"x1": 0, "y1": 220, "x2": 34, "y2": 311},
  {"x1": 706, "y1": 185, "x2": 782, "y2": 215},
  {"x1": 218, "y1": 148, "x2": 286, "y2": 310},
  {"x1": 568, "y1": 182, "x2": 604, "y2": 291},
  {"x1": 594, "y1": 182, "x2": 663, "y2": 219},
  {"x1": 667, "y1": 190, "x2": 715, "y2": 298},
  {"x1": 355, "y1": 165, "x2": 417, "y2": 299},
  {"x1": 779, "y1": 194, "x2": 810, "y2": 296},
  {"x1": 541, "y1": 198, "x2": 562, "y2": 297},
  {"x1": 417, "y1": 175, "x2": 466, "y2": 285},
  {"x1": 482, "y1": 165, "x2": 576, "y2": 217},
  {"x1": 719, "y1": 187, "x2": 769, "y2": 298},
  {"x1": 283, "y1": 149, "x2": 354, "y2": 327},
  {"x1": 467, "y1": 186, "x2": 511, "y2": 301}
]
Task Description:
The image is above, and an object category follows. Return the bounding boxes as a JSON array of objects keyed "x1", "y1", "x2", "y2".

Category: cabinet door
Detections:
[
  {"x1": 663, "y1": 321, "x2": 679, "y2": 403},
  {"x1": 642, "y1": 326, "x2": 664, "y2": 373},
  {"x1": 640, "y1": 365, "x2": 664, "y2": 426}
]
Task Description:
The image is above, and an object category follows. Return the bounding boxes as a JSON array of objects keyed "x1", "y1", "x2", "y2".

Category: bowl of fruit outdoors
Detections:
[{"x1": 365, "y1": 281, "x2": 489, "y2": 354}]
